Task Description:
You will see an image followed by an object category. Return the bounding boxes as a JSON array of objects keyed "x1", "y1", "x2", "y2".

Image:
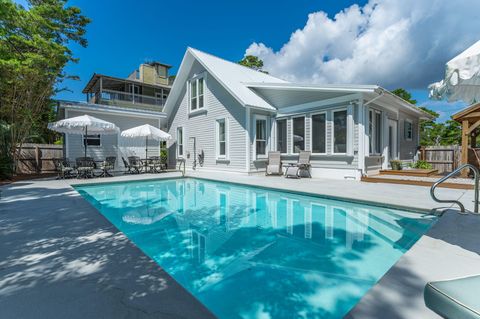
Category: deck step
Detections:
[
  {"x1": 361, "y1": 176, "x2": 473, "y2": 190},
  {"x1": 379, "y1": 169, "x2": 438, "y2": 177}
]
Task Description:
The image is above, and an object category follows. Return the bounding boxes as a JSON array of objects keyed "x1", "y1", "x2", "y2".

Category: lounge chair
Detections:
[
  {"x1": 285, "y1": 151, "x2": 312, "y2": 178},
  {"x1": 127, "y1": 156, "x2": 143, "y2": 174},
  {"x1": 265, "y1": 151, "x2": 282, "y2": 176},
  {"x1": 424, "y1": 275, "x2": 480, "y2": 319}
]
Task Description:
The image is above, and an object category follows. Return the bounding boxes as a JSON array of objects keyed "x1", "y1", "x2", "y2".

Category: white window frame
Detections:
[
  {"x1": 332, "y1": 108, "x2": 348, "y2": 155},
  {"x1": 404, "y1": 119, "x2": 413, "y2": 141},
  {"x1": 216, "y1": 118, "x2": 228, "y2": 160},
  {"x1": 310, "y1": 112, "x2": 327, "y2": 155},
  {"x1": 275, "y1": 118, "x2": 288, "y2": 155},
  {"x1": 177, "y1": 126, "x2": 184, "y2": 158},
  {"x1": 188, "y1": 73, "x2": 206, "y2": 114},
  {"x1": 254, "y1": 115, "x2": 268, "y2": 159},
  {"x1": 291, "y1": 115, "x2": 306, "y2": 155},
  {"x1": 83, "y1": 134, "x2": 101, "y2": 147},
  {"x1": 369, "y1": 109, "x2": 383, "y2": 155}
]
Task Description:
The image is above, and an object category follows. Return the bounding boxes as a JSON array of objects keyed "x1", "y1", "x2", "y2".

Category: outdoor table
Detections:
[{"x1": 94, "y1": 160, "x2": 113, "y2": 177}]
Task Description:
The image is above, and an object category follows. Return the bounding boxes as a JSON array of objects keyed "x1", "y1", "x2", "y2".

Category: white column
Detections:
[{"x1": 357, "y1": 98, "x2": 366, "y2": 175}]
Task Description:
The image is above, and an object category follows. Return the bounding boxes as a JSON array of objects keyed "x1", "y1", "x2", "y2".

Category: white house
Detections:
[{"x1": 164, "y1": 48, "x2": 432, "y2": 180}]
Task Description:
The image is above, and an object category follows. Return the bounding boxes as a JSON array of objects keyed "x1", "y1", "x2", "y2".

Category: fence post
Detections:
[{"x1": 34, "y1": 146, "x2": 41, "y2": 173}]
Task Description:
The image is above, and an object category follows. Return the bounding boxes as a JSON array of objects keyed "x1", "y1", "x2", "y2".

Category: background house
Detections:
[
  {"x1": 58, "y1": 61, "x2": 171, "y2": 164},
  {"x1": 164, "y1": 48, "x2": 432, "y2": 180}
]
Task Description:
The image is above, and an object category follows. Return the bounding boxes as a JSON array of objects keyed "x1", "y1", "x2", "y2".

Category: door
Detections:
[{"x1": 388, "y1": 119, "x2": 398, "y2": 161}]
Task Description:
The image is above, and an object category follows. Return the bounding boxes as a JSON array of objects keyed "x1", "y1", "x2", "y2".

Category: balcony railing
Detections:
[{"x1": 96, "y1": 89, "x2": 165, "y2": 112}]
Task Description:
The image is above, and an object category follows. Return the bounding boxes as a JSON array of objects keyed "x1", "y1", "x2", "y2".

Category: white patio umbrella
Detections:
[
  {"x1": 48, "y1": 115, "x2": 119, "y2": 158},
  {"x1": 120, "y1": 124, "x2": 171, "y2": 159},
  {"x1": 429, "y1": 40, "x2": 480, "y2": 104}
]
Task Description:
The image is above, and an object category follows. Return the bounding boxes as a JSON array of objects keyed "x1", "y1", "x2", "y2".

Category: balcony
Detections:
[{"x1": 91, "y1": 89, "x2": 165, "y2": 112}]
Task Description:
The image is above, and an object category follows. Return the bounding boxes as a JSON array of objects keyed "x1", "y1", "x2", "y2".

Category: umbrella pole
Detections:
[
  {"x1": 84, "y1": 126, "x2": 88, "y2": 158},
  {"x1": 145, "y1": 136, "x2": 148, "y2": 172}
]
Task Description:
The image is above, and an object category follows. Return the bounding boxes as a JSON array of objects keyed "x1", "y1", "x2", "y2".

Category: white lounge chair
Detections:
[{"x1": 266, "y1": 151, "x2": 282, "y2": 176}]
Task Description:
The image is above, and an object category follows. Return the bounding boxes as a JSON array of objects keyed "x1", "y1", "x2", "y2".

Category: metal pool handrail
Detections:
[{"x1": 430, "y1": 163, "x2": 479, "y2": 214}]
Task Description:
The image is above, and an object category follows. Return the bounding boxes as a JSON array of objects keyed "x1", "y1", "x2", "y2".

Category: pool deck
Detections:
[{"x1": 1, "y1": 171, "x2": 480, "y2": 318}]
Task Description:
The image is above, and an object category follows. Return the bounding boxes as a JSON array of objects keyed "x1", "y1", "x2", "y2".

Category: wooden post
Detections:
[
  {"x1": 34, "y1": 146, "x2": 41, "y2": 174},
  {"x1": 461, "y1": 120, "x2": 470, "y2": 176}
]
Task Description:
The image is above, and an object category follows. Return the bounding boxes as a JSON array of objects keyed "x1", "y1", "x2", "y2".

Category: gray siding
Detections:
[
  {"x1": 65, "y1": 110, "x2": 161, "y2": 167},
  {"x1": 167, "y1": 61, "x2": 247, "y2": 172},
  {"x1": 398, "y1": 110, "x2": 419, "y2": 160}
]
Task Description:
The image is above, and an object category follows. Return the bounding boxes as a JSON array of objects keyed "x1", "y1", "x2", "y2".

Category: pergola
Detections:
[{"x1": 453, "y1": 102, "x2": 480, "y2": 174}]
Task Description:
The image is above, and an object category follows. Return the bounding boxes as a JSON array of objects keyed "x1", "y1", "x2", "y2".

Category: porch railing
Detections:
[{"x1": 96, "y1": 89, "x2": 165, "y2": 112}]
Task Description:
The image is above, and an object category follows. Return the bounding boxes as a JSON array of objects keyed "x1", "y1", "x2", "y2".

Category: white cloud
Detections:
[{"x1": 245, "y1": 0, "x2": 480, "y2": 90}]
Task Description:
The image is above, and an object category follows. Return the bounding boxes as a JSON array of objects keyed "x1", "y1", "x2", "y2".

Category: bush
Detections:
[
  {"x1": 412, "y1": 160, "x2": 432, "y2": 169},
  {"x1": 0, "y1": 122, "x2": 13, "y2": 179},
  {"x1": 390, "y1": 160, "x2": 403, "y2": 170},
  {"x1": 160, "y1": 148, "x2": 168, "y2": 164}
]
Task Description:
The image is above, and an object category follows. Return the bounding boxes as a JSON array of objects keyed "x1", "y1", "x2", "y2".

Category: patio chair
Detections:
[
  {"x1": 285, "y1": 151, "x2": 312, "y2": 178},
  {"x1": 424, "y1": 274, "x2": 480, "y2": 319},
  {"x1": 75, "y1": 157, "x2": 95, "y2": 178},
  {"x1": 122, "y1": 157, "x2": 133, "y2": 174},
  {"x1": 265, "y1": 151, "x2": 282, "y2": 176},
  {"x1": 147, "y1": 156, "x2": 166, "y2": 173},
  {"x1": 98, "y1": 156, "x2": 116, "y2": 177},
  {"x1": 53, "y1": 158, "x2": 75, "y2": 179},
  {"x1": 128, "y1": 156, "x2": 143, "y2": 174}
]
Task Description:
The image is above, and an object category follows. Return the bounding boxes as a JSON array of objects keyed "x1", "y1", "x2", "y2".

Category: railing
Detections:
[
  {"x1": 177, "y1": 158, "x2": 186, "y2": 177},
  {"x1": 98, "y1": 89, "x2": 165, "y2": 111},
  {"x1": 430, "y1": 163, "x2": 479, "y2": 214}
]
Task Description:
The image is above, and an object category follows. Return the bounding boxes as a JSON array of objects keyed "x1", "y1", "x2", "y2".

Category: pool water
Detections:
[{"x1": 76, "y1": 178, "x2": 436, "y2": 319}]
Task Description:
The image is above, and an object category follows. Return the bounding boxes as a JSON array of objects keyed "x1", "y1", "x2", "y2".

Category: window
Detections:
[
  {"x1": 255, "y1": 118, "x2": 267, "y2": 157},
  {"x1": 311, "y1": 113, "x2": 326, "y2": 154},
  {"x1": 135, "y1": 70, "x2": 140, "y2": 80},
  {"x1": 276, "y1": 119, "x2": 287, "y2": 153},
  {"x1": 369, "y1": 109, "x2": 383, "y2": 155},
  {"x1": 177, "y1": 127, "x2": 184, "y2": 157},
  {"x1": 83, "y1": 134, "x2": 100, "y2": 146},
  {"x1": 405, "y1": 120, "x2": 413, "y2": 141},
  {"x1": 216, "y1": 119, "x2": 227, "y2": 158},
  {"x1": 156, "y1": 65, "x2": 167, "y2": 78},
  {"x1": 190, "y1": 76, "x2": 205, "y2": 111},
  {"x1": 292, "y1": 117, "x2": 305, "y2": 153},
  {"x1": 333, "y1": 110, "x2": 347, "y2": 154}
]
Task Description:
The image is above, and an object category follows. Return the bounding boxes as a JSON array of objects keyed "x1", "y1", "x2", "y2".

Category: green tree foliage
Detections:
[
  {"x1": 0, "y1": 0, "x2": 90, "y2": 177},
  {"x1": 238, "y1": 55, "x2": 269, "y2": 74},
  {"x1": 391, "y1": 88, "x2": 417, "y2": 105},
  {"x1": 391, "y1": 88, "x2": 462, "y2": 146}
]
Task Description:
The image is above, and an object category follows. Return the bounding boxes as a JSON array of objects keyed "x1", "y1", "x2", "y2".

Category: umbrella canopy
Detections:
[
  {"x1": 48, "y1": 115, "x2": 119, "y2": 158},
  {"x1": 121, "y1": 124, "x2": 171, "y2": 160},
  {"x1": 48, "y1": 114, "x2": 119, "y2": 135},
  {"x1": 429, "y1": 40, "x2": 480, "y2": 104},
  {"x1": 121, "y1": 124, "x2": 172, "y2": 141}
]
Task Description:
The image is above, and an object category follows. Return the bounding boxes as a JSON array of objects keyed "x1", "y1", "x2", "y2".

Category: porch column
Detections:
[{"x1": 461, "y1": 120, "x2": 469, "y2": 176}]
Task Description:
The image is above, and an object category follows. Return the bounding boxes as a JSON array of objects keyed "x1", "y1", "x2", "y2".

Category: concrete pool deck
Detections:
[{"x1": 1, "y1": 171, "x2": 480, "y2": 318}]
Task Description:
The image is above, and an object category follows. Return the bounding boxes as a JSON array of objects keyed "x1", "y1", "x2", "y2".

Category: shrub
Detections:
[
  {"x1": 390, "y1": 160, "x2": 403, "y2": 170},
  {"x1": 412, "y1": 160, "x2": 432, "y2": 169}
]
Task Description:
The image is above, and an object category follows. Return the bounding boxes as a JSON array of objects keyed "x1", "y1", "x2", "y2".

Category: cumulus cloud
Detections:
[{"x1": 245, "y1": 0, "x2": 480, "y2": 90}]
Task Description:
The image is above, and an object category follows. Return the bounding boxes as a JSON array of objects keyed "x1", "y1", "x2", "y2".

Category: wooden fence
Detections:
[
  {"x1": 420, "y1": 145, "x2": 461, "y2": 174},
  {"x1": 15, "y1": 143, "x2": 63, "y2": 175}
]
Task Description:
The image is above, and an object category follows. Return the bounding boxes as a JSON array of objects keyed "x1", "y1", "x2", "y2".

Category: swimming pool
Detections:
[{"x1": 76, "y1": 177, "x2": 436, "y2": 319}]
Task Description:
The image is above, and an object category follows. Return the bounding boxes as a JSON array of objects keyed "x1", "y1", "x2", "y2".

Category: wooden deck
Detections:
[
  {"x1": 379, "y1": 169, "x2": 438, "y2": 177},
  {"x1": 361, "y1": 175, "x2": 473, "y2": 190}
]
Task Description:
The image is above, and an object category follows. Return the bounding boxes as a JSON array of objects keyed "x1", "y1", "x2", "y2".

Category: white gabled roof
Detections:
[{"x1": 164, "y1": 47, "x2": 287, "y2": 115}]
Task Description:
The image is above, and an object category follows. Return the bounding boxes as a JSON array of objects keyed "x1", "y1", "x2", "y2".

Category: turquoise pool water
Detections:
[{"x1": 76, "y1": 178, "x2": 436, "y2": 319}]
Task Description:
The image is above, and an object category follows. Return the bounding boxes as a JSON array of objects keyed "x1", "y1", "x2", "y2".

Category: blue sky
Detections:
[{"x1": 16, "y1": 0, "x2": 477, "y2": 122}]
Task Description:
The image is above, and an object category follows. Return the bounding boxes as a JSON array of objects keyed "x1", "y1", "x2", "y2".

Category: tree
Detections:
[
  {"x1": 0, "y1": 0, "x2": 90, "y2": 177},
  {"x1": 238, "y1": 55, "x2": 268, "y2": 74},
  {"x1": 392, "y1": 88, "x2": 417, "y2": 105}
]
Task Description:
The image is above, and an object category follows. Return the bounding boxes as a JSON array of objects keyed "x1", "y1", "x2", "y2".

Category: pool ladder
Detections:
[{"x1": 430, "y1": 163, "x2": 479, "y2": 214}]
